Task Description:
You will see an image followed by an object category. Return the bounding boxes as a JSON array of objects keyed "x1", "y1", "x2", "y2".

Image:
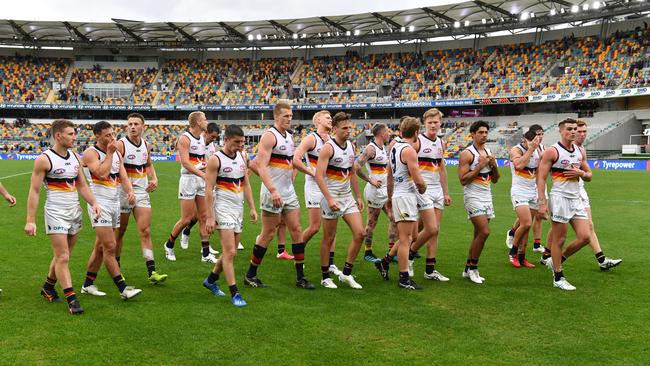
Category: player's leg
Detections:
[
  {"x1": 195, "y1": 195, "x2": 216, "y2": 263},
  {"x1": 49, "y1": 234, "x2": 82, "y2": 313},
  {"x1": 396, "y1": 221, "x2": 419, "y2": 289},
  {"x1": 465, "y1": 215, "x2": 490, "y2": 284},
  {"x1": 363, "y1": 206, "x2": 382, "y2": 262},
  {"x1": 180, "y1": 216, "x2": 198, "y2": 250},
  {"x1": 319, "y1": 217, "x2": 339, "y2": 288},
  {"x1": 276, "y1": 217, "x2": 294, "y2": 260},
  {"x1": 408, "y1": 208, "x2": 438, "y2": 277},
  {"x1": 336, "y1": 211, "x2": 365, "y2": 289},
  {"x1": 164, "y1": 199, "x2": 197, "y2": 260},
  {"x1": 284, "y1": 208, "x2": 312, "y2": 288},
  {"x1": 133, "y1": 206, "x2": 167, "y2": 283},
  {"x1": 510, "y1": 205, "x2": 533, "y2": 267},
  {"x1": 80, "y1": 237, "x2": 106, "y2": 296},
  {"x1": 244, "y1": 211, "x2": 281, "y2": 287},
  {"x1": 114, "y1": 211, "x2": 131, "y2": 259},
  {"x1": 531, "y1": 214, "x2": 545, "y2": 252},
  {"x1": 423, "y1": 208, "x2": 449, "y2": 281}
]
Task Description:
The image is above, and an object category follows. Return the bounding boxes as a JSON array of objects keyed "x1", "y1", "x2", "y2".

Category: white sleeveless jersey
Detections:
[
  {"x1": 263, "y1": 127, "x2": 295, "y2": 197},
  {"x1": 206, "y1": 141, "x2": 220, "y2": 156},
  {"x1": 214, "y1": 150, "x2": 246, "y2": 209},
  {"x1": 390, "y1": 142, "x2": 416, "y2": 196},
  {"x1": 417, "y1": 133, "x2": 444, "y2": 188},
  {"x1": 510, "y1": 143, "x2": 540, "y2": 193},
  {"x1": 305, "y1": 132, "x2": 327, "y2": 186},
  {"x1": 550, "y1": 142, "x2": 583, "y2": 199},
  {"x1": 577, "y1": 145, "x2": 588, "y2": 193},
  {"x1": 324, "y1": 139, "x2": 355, "y2": 197},
  {"x1": 84, "y1": 146, "x2": 121, "y2": 201},
  {"x1": 43, "y1": 149, "x2": 81, "y2": 207},
  {"x1": 179, "y1": 131, "x2": 206, "y2": 175},
  {"x1": 463, "y1": 144, "x2": 493, "y2": 200},
  {"x1": 366, "y1": 141, "x2": 388, "y2": 185},
  {"x1": 120, "y1": 136, "x2": 149, "y2": 192}
]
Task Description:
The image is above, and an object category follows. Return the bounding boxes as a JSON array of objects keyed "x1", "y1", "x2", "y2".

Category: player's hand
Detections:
[
  {"x1": 309, "y1": 167, "x2": 316, "y2": 178},
  {"x1": 530, "y1": 135, "x2": 542, "y2": 150},
  {"x1": 146, "y1": 179, "x2": 158, "y2": 192},
  {"x1": 127, "y1": 191, "x2": 136, "y2": 205},
  {"x1": 488, "y1": 155, "x2": 498, "y2": 168},
  {"x1": 537, "y1": 204, "x2": 547, "y2": 220},
  {"x1": 91, "y1": 203, "x2": 101, "y2": 220},
  {"x1": 328, "y1": 198, "x2": 340, "y2": 212},
  {"x1": 416, "y1": 182, "x2": 427, "y2": 195},
  {"x1": 270, "y1": 190, "x2": 283, "y2": 208},
  {"x1": 478, "y1": 154, "x2": 490, "y2": 168},
  {"x1": 24, "y1": 222, "x2": 37, "y2": 236},
  {"x1": 3, "y1": 193, "x2": 16, "y2": 207},
  {"x1": 385, "y1": 200, "x2": 393, "y2": 218},
  {"x1": 250, "y1": 209, "x2": 258, "y2": 224},
  {"x1": 205, "y1": 219, "x2": 216, "y2": 234},
  {"x1": 106, "y1": 139, "x2": 117, "y2": 154},
  {"x1": 356, "y1": 197, "x2": 364, "y2": 211},
  {"x1": 563, "y1": 166, "x2": 584, "y2": 179},
  {"x1": 444, "y1": 194, "x2": 453, "y2": 206},
  {"x1": 370, "y1": 178, "x2": 382, "y2": 188}
]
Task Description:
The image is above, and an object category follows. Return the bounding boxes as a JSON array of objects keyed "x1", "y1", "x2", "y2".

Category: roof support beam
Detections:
[
  {"x1": 320, "y1": 17, "x2": 347, "y2": 33},
  {"x1": 62, "y1": 22, "x2": 90, "y2": 42},
  {"x1": 218, "y1": 22, "x2": 246, "y2": 41},
  {"x1": 167, "y1": 22, "x2": 197, "y2": 42},
  {"x1": 421, "y1": 7, "x2": 456, "y2": 23},
  {"x1": 473, "y1": 1, "x2": 516, "y2": 19},
  {"x1": 551, "y1": 0, "x2": 574, "y2": 8},
  {"x1": 114, "y1": 22, "x2": 144, "y2": 42},
  {"x1": 268, "y1": 20, "x2": 294, "y2": 35},
  {"x1": 370, "y1": 12, "x2": 402, "y2": 30},
  {"x1": 8, "y1": 20, "x2": 32, "y2": 41}
]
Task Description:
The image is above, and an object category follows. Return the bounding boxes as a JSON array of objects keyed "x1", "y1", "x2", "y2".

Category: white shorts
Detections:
[
  {"x1": 89, "y1": 201, "x2": 120, "y2": 228},
  {"x1": 392, "y1": 195, "x2": 419, "y2": 222},
  {"x1": 44, "y1": 204, "x2": 82, "y2": 235},
  {"x1": 364, "y1": 184, "x2": 388, "y2": 209},
  {"x1": 549, "y1": 194, "x2": 588, "y2": 224},
  {"x1": 579, "y1": 187, "x2": 590, "y2": 209},
  {"x1": 178, "y1": 174, "x2": 206, "y2": 200},
  {"x1": 423, "y1": 186, "x2": 445, "y2": 210},
  {"x1": 260, "y1": 189, "x2": 300, "y2": 214},
  {"x1": 215, "y1": 204, "x2": 244, "y2": 233},
  {"x1": 321, "y1": 194, "x2": 360, "y2": 220},
  {"x1": 416, "y1": 191, "x2": 435, "y2": 211},
  {"x1": 304, "y1": 182, "x2": 323, "y2": 209},
  {"x1": 464, "y1": 196, "x2": 495, "y2": 219},
  {"x1": 511, "y1": 190, "x2": 539, "y2": 211},
  {"x1": 120, "y1": 190, "x2": 151, "y2": 213}
]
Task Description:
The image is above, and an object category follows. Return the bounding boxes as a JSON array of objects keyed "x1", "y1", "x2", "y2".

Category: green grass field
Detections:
[{"x1": 0, "y1": 160, "x2": 648, "y2": 365}]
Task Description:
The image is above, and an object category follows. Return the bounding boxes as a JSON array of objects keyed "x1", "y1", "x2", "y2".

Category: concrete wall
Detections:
[{"x1": 589, "y1": 118, "x2": 643, "y2": 150}]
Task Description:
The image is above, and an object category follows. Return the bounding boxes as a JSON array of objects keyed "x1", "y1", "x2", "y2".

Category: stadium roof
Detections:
[{"x1": 1, "y1": 0, "x2": 650, "y2": 50}]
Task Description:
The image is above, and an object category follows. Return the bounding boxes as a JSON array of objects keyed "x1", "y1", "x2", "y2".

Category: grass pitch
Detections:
[{"x1": 0, "y1": 160, "x2": 648, "y2": 365}]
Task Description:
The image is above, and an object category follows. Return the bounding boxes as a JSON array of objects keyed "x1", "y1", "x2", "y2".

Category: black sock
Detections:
[
  {"x1": 146, "y1": 260, "x2": 156, "y2": 277},
  {"x1": 542, "y1": 248, "x2": 551, "y2": 259},
  {"x1": 561, "y1": 256, "x2": 567, "y2": 263},
  {"x1": 43, "y1": 276, "x2": 56, "y2": 291},
  {"x1": 277, "y1": 243, "x2": 285, "y2": 255},
  {"x1": 246, "y1": 245, "x2": 267, "y2": 278},
  {"x1": 113, "y1": 275, "x2": 127, "y2": 293},
  {"x1": 518, "y1": 253, "x2": 526, "y2": 264},
  {"x1": 229, "y1": 284, "x2": 238, "y2": 297},
  {"x1": 116, "y1": 256, "x2": 121, "y2": 268},
  {"x1": 554, "y1": 270, "x2": 564, "y2": 281},
  {"x1": 207, "y1": 271, "x2": 219, "y2": 284},
  {"x1": 83, "y1": 272, "x2": 97, "y2": 288},
  {"x1": 595, "y1": 251, "x2": 605, "y2": 264},
  {"x1": 63, "y1": 287, "x2": 77, "y2": 305},
  {"x1": 464, "y1": 258, "x2": 471, "y2": 272},
  {"x1": 509, "y1": 245, "x2": 518, "y2": 256},
  {"x1": 469, "y1": 259, "x2": 478, "y2": 270},
  {"x1": 533, "y1": 240, "x2": 542, "y2": 248},
  {"x1": 408, "y1": 250, "x2": 416, "y2": 261},
  {"x1": 201, "y1": 241, "x2": 210, "y2": 257},
  {"x1": 321, "y1": 266, "x2": 330, "y2": 280},
  {"x1": 425, "y1": 257, "x2": 436, "y2": 274},
  {"x1": 399, "y1": 271, "x2": 409, "y2": 283},
  {"x1": 292, "y1": 243, "x2": 305, "y2": 280},
  {"x1": 365, "y1": 250, "x2": 374, "y2": 256},
  {"x1": 508, "y1": 228, "x2": 515, "y2": 237},
  {"x1": 183, "y1": 219, "x2": 197, "y2": 236},
  {"x1": 165, "y1": 233, "x2": 177, "y2": 248},
  {"x1": 343, "y1": 262, "x2": 353, "y2": 276},
  {"x1": 329, "y1": 251, "x2": 335, "y2": 266}
]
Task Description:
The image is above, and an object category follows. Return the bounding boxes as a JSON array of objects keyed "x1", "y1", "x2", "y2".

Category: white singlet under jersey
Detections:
[
  {"x1": 324, "y1": 139, "x2": 355, "y2": 197},
  {"x1": 180, "y1": 131, "x2": 206, "y2": 175},
  {"x1": 390, "y1": 142, "x2": 416, "y2": 195},
  {"x1": 550, "y1": 142, "x2": 583, "y2": 199},
  {"x1": 305, "y1": 132, "x2": 326, "y2": 186},
  {"x1": 84, "y1": 146, "x2": 121, "y2": 201},
  {"x1": 43, "y1": 149, "x2": 81, "y2": 206},
  {"x1": 510, "y1": 143, "x2": 541, "y2": 193},
  {"x1": 366, "y1": 141, "x2": 388, "y2": 185},
  {"x1": 463, "y1": 144, "x2": 493, "y2": 199},
  {"x1": 263, "y1": 127, "x2": 295, "y2": 197},
  {"x1": 417, "y1": 133, "x2": 444, "y2": 188},
  {"x1": 214, "y1": 150, "x2": 246, "y2": 209},
  {"x1": 120, "y1": 136, "x2": 149, "y2": 192}
]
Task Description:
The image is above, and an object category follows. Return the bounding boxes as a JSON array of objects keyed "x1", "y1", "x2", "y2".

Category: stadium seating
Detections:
[{"x1": 0, "y1": 56, "x2": 68, "y2": 103}]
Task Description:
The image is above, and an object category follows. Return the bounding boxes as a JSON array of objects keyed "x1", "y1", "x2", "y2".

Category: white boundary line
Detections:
[{"x1": 0, "y1": 171, "x2": 32, "y2": 179}]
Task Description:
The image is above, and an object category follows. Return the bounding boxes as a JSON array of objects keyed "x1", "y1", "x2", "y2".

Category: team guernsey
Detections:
[
  {"x1": 463, "y1": 144, "x2": 495, "y2": 219},
  {"x1": 321, "y1": 139, "x2": 358, "y2": 219},
  {"x1": 548, "y1": 142, "x2": 587, "y2": 223},
  {"x1": 417, "y1": 133, "x2": 445, "y2": 209},
  {"x1": 577, "y1": 146, "x2": 590, "y2": 208},
  {"x1": 510, "y1": 143, "x2": 541, "y2": 209},
  {"x1": 304, "y1": 131, "x2": 326, "y2": 208},
  {"x1": 178, "y1": 130, "x2": 207, "y2": 199},
  {"x1": 43, "y1": 149, "x2": 83, "y2": 235},
  {"x1": 214, "y1": 150, "x2": 246, "y2": 233},
  {"x1": 390, "y1": 141, "x2": 418, "y2": 222},
  {"x1": 84, "y1": 145, "x2": 122, "y2": 228},
  {"x1": 260, "y1": 127, "x2": 300, "y2": 213},
  {"x1": 120, "y1": 136, "x2": 151, "y2": 212},
  {"x1": 364, "y1": 141, "x2": 388, "y2": 209}
]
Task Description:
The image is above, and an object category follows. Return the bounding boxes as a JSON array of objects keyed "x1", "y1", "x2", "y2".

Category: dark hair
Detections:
[
  {"x1": 50, "y1": 119, "x2": 75, "y2": 136},
  {"x1": 332, "y1": 112, "x2": 352, "y2": 127},
  {"x1": 400, "y1": 117, "x2": 421, "y2": 138},
  {"x1": 524, "y1": 130, "x2": 537, "y2": 141},
  {"x1": 558, "y1": 118, "x2": 577, "y2": 129},
  {"x1": 469, "y1": 120, "x2": 490, "y2": 133},
  {"x1": 528, "y1": 124, "x2": 543, "y2": 133},
  {"x1": 127, "y1": 113, "x2": 145, "y2": 124},
  {"x1": 207, "y1": 122, "x2": 220, "y2": 134},
  {"x1": 224, "y1": 124, "x2": 244, "y2": 139},
  {"x1": 371, "y1": 123, "x2": 387, "y2": 137},
  {"x1": 93, "y1": 120, "x2": 112, "y2": 136}
]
